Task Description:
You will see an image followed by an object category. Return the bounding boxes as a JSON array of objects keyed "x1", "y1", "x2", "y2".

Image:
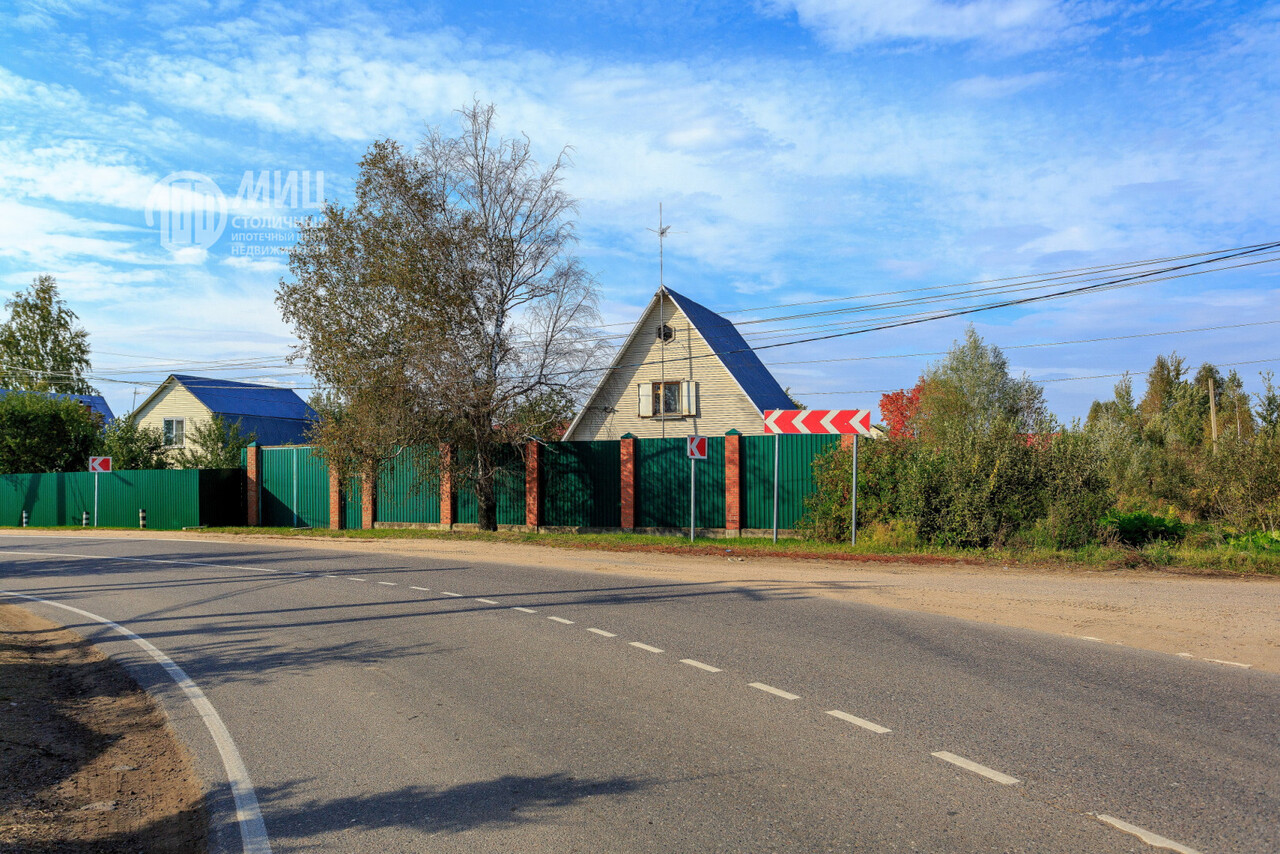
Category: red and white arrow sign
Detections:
[
  {"x1": 687, "y1": 435, "x2": 708, "y2": 459},
  {"x1": 763, "y1": 409, "x2": 873, "y2": 436},
  {"x1": 89, "y1": 456, "x2": 112, "y2": 473}
]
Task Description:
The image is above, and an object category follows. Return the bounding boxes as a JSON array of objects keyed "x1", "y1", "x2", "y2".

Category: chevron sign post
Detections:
[
  {"x1": 763, "y1": 409, "x2": 874, "y2": 545},
  {"x1": 762, "y1": 409, "x2": 873, "y2": 435}
]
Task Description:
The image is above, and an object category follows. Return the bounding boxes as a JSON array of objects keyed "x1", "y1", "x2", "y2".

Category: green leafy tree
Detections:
[
  {"x1": 173, "y1": 416, "x2": 254, "y2": 469},
  {"x1": 1257, "y1": 372, "x2": 1280, "y2": 439},
  {"x1": 0, "y1": 392, "x2": 100, "y2": 473},
  {"x1": 917, "y1": 326, "x2": 1049, "y2": 443},
  {"x1": 279, "y1": 103, "x2": 605, "y2": 530},
  {"x1": 0, "y1": 275, "x2": 96, "y2": 394},
  {"x1": 97, "y1": 417, "x2": 169, "y2": 470}
]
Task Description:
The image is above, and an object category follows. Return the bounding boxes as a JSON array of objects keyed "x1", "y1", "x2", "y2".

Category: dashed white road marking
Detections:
[
  {"x1": 931, "y1": 752, "x2": 1020, "y2": 785},
  {"x1": 441, "y1": 592, "x2": 462, "y2": 597},
  {"x1": 1079, "y1": 636, "x2": 1103, "y2": 642},
  {"x1": 548, "y1": 616, "x2": 574, "y2": 624},
  {"x1": 1094, "y1": 814, "x2": 1202, "y2": 854},
  {"x1": 410, "y1": 586, "x2": 430, "y2": 592},
  {"x1": 749, "y1": 682, "x2": 799, "y2": 700},
  {"x1": 826, "y1": 710, "x2": 891, "y2": 733},
  {"x1": 474, "y1": 598, "x2": 499, "y2": 605},
  {"x1": 347, "y1": 577, "x2": 367, "y2": 582},
  {"x1": 587, "y1": 628, "x2": 616, "y2": 637},
  {"x1": 680, "y1": 659, "x2": 721, "y2": 672},
  {"x1": 324, "y1": 575, "x2": 341, "y2": 579},
  {"x1": 376, "y1": 581, "x2": 396, "y2": 586},
  {"x1": 259, "y1": 568, "x2": 278, "y2": 573},
  {"x1": 629, "y1": 642, "x2": 663, "y2": 653},
  {"x1": 1, "y1": 590, "x2": 272, "y2": 853},
  {"x1": 1204, "y1": 658, "x2": 1251, "y2": 669},
  {"x1": 512, "y1": 607, "x2": 536, "y2": 614},
  {"x1": 1176, "y1": 652, "x2": 1194, "y2": 658}
]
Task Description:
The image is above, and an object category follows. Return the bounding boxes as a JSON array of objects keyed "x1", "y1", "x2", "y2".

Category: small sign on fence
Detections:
[
  {"x1": 89, "y1": 456, "x2": 112, "y2": 473},
  {"x1": 686, "y1": 435, "x2": 708, "y2": 459}
]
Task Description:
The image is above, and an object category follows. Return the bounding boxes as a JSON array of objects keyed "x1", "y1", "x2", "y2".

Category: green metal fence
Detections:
[
  {"x1": 342, "y1": 477, "x2": 362, "y2": 530},
  {"x1": 376, "y1": 447, "x2": 440, "y2": 525},
  {"x1": 741, "y1": 434, "x2": 841, "y2": 530},
  {"x1": 541, "y1": 441, "x2": 620, "y2": 528},
  {"x1": 452, "y1": 448, "x2": 526, "y2": 526},
  {"x1": 635, "y1": 436, "x2": 726, "y2": 529},
  {"x1": 0, "y1": 469, "x2": 241, "y2": 530},
  {"x1": 260, "y1": 446, "x2": 330, "y2": 528}
]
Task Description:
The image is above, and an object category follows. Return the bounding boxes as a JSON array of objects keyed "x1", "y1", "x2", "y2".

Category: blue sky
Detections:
[{"x1": 2, "y1": 0, "x2": 1278, "y2": 421}]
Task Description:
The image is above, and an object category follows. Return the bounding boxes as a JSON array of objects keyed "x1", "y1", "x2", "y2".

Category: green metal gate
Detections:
[
  {"x1": 742, "y1": 434, "x2": 841, "y2": 530},
  {"x1": 260, "y1": 446, "x2": 330, "y2": 528},
  {"x1": 376, "y1": 446, "x2": 440, "y2": 525},
  {"x1": 635, "y1": 436, "x2": 725, "y2": 530}
]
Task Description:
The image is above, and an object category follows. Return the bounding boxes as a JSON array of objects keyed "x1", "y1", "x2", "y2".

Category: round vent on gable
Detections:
[{"x1": 657, "y1": 324, "x2": 675, "y2": 343}]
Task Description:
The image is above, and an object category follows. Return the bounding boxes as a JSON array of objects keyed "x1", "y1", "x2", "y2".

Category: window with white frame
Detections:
[
  {"x1": 163, "y1": 418, "x2": 185, "y2": 448},
  {"x1": 638, "y1": 380, "x2": 697, "y2": 417}
]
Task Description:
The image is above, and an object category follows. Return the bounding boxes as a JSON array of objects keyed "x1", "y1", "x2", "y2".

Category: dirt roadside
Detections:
[
  {"x1": 0, "y1": 604, "x2": 206, "y2": 854},
  {"x1": 10, "y1": 529, "x2": 1279, "y2": 675}
]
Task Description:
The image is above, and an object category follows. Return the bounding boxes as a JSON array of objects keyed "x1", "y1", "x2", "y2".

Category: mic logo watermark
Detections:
[
  {"x1": 145, "y1": 172, "x2": 228, "y2": 252},
  {"x1": 146, "y1": 170, "x2": 325, "y2": 254}
]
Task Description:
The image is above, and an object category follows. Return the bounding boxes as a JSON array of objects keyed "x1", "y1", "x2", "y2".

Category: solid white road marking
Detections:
[
  {"x1": 410, "y1": 586, "x2": 430, "y2": 592},
  {"x1": 629, "y1": 642, "x2": 663, "y2": 653},
  {"x1": 548, "y1": 617, "x2": 574, "y2": 624},
  {"x1": 826, "y1": 710, "x2": 891, "y2": 733},
  {"x1": 441, "y1": 592, "x2": 462, "y2": 597},
  {"x1": 680, "y1": 659, "x2": 721, "y2": 672},
  {"x1": 931, "y1": 752, "x2": 1020, "y2": 785},
  {"x1": 376, "y1": 581, "x2": 396, "y2": 586},
  {"x1": 1, "y1": 590, "x2": 272, "y2": 853},
  {"x1": 749, "y1": 682, "x2": 799, "y2": 700},
  {"x1": 588, "y1": 628, "x2": 616, "y2": 637},
  {"x1": 512, "y1": 607, "x2": 536, "y2": 613},
  {"x1": 474, "y1": 598, "x2": 499, "y2": 605},
  {"x1": 1095, "y1": 815, "x2": 1203, "y2": 854},
  {"x1": 1204, "y1": 658, "x2": 1251, "y2": 668}
]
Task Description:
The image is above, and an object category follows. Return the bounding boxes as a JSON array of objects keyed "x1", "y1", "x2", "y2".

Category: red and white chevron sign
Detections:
[{"x1": 763, "y1": 409, "x2": 873, "y2": 435}]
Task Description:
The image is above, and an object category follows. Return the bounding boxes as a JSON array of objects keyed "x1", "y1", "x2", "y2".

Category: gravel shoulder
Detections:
[
  {"x1": 14, "y1": 529, "x2": 1279, "y2": 675},
  {"x1": 0, "y1": 604, "x2": 206, "y2": 853}
]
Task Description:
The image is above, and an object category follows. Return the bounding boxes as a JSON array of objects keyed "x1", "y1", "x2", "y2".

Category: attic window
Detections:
[{"x1": 656, "y1": 324, "x2": 675, "y2": 343}]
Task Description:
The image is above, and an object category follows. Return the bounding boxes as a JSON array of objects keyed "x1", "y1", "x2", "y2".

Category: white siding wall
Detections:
[
  {"x1": 567, "y1": 296, "x2": 767, "y2": 440},
  {"x1": 132, "y1": 381, "x2": 213, "y2": 451}
]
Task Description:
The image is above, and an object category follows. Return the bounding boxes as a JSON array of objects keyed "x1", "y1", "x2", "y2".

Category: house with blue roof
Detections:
[
  {"x1": 564, "y1": 287, "x2": 794, "y2": 441},
  {"x1": 131, "y1": 374, "x2": 317, "y2": 451},
  {"x1": 0, "y1": 389, "x2": 115, "y2": 422}
]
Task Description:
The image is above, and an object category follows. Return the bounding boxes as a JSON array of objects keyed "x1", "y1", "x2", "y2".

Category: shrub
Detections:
[{"x1": 1101, "y1": 510, "x2": 1186, "y2": 547}]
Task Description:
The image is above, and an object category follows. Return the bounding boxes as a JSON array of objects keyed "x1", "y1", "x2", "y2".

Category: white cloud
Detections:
[
  {"x1": 765, "y1": 0, "x2": 1084, "y2": 50},
  {"x1": 951, "y1": 71, "x2": 1058, "y2": 98}
]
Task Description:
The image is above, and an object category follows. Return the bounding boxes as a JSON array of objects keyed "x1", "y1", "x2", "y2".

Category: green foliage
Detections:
[
  {"x1": 0, "y1": 275, "x2": 95, "y2": 394},
  {"x1": 97, "y1": 417, "x2": 169, "y2": 470},
  {"x1": 1101, "y1": 510, "x2": 1187, "y2": 547},
  {"x1": 0, "y1": 392, "x2": 100, "y2": 473},
  {"x1": 1225, "y1": 530, "x2": 1280, "y2": 553},
  {"x1": 172, "y1": 416, "x2": 254, "y2": 469}
]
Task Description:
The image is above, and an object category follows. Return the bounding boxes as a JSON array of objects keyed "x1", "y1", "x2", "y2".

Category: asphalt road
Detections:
[{"x1": 2, "y1": 534, "x2": 1276, "y2": 853}]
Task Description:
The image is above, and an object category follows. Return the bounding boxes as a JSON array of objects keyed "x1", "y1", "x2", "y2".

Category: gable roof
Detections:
[
  {"x1": 171, "y1": 374, "x2": 316, "y2": 421},
  {"x1": 564, "y1": 287, "x2": 792, "y2": 439},
  {"x1": 662, "y1": 288, "x2": 793, "y2": 412},
  {"x1": 0, "y1": 388, "x2": 115, "y2": 422}
]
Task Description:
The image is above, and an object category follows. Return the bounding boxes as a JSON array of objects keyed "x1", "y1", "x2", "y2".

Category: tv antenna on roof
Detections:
[{"x1": 646, "y1": 203, "x2": 684, "y2": 289}]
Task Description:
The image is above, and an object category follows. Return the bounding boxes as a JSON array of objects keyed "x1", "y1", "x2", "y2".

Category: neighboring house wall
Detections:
[
  {"x1": 133, "y1": 382, "x2": 212, "y2": 450},
  {"x1": 567, "y1": 295, "x2": 767, "y2": 441}
]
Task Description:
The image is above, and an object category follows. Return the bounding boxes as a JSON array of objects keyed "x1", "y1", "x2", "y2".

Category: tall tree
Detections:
[
  {"x1": 97, "y1": 417, "x2": 169, "y2": 470},
  {"x1": 0, "y1": 275, "x2": 95, "y2": 394},
  {"x1": 173, "y1": 416, "x2": 255, "y2": 469},
  {"x1": 0, "y1": 392, "x2": 100, "y2": 473},
  {"x1": 279, "y1": 104, "x2": 605, "y2": 529}
]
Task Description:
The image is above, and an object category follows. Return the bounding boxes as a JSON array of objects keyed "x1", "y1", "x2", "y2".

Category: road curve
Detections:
[{"x1": 2, "y1": 534, "x2": 1275, "y2": 853}]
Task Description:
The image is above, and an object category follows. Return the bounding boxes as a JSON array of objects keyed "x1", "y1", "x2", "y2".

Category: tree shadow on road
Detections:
[{"x1": 256, "y1": 771, "x2": 652, "y2": 841}]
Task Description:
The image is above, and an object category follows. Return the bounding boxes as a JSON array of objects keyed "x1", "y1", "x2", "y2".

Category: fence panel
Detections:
[
  {"x1": 742, "y1": 434, "x2": 841, "y2": 530},
  {"x1": 541, "y1": 441, "x2": 620, "y2": 528},
  {"x1": 260, "y1": 446, "x2": 330, "y2": 528},
  {"x1": 635, "y1": 436, "x2": 725, "y2": 529},
  {"x1": 97, "y1": 470, "x2": 200, "y2": 529},
  {"x1": 449, "y1": 447, "x2": 525, "y2": 526},
  {"x1": 376, "y1": 447, "x2": 440, "y2": 525}
]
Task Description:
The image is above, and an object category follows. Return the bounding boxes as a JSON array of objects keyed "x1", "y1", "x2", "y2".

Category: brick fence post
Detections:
[
  {"x1": 361, "y1": 464, "x2": 375, "y2": 530},
  {"x1": 245, "y1": 442, "x2": 261, "y2": 526},
  {"x1": 328, "y1": 467, "x2": 341, "y2": 530},
  {"x1": 439, "y1": 444, "x2": 453, "y2": 528},
  {"x1": 724, "y1": 429, "x2": 742, "y2": 537},
  {"x1": 620, "y1": 433, "x2": 636, "y2": 531},
  {"x1": 525, "y1": 441, "x2": 541, "y2": 529}
]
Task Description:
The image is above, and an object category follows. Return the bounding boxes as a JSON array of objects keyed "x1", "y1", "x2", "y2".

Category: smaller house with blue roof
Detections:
[
  {"x1": 131, "y1": 374, "x2": 317, "y2": 451},
  {"x1": 564, "y1": 287, "x2": 794, "y2": 441}
]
